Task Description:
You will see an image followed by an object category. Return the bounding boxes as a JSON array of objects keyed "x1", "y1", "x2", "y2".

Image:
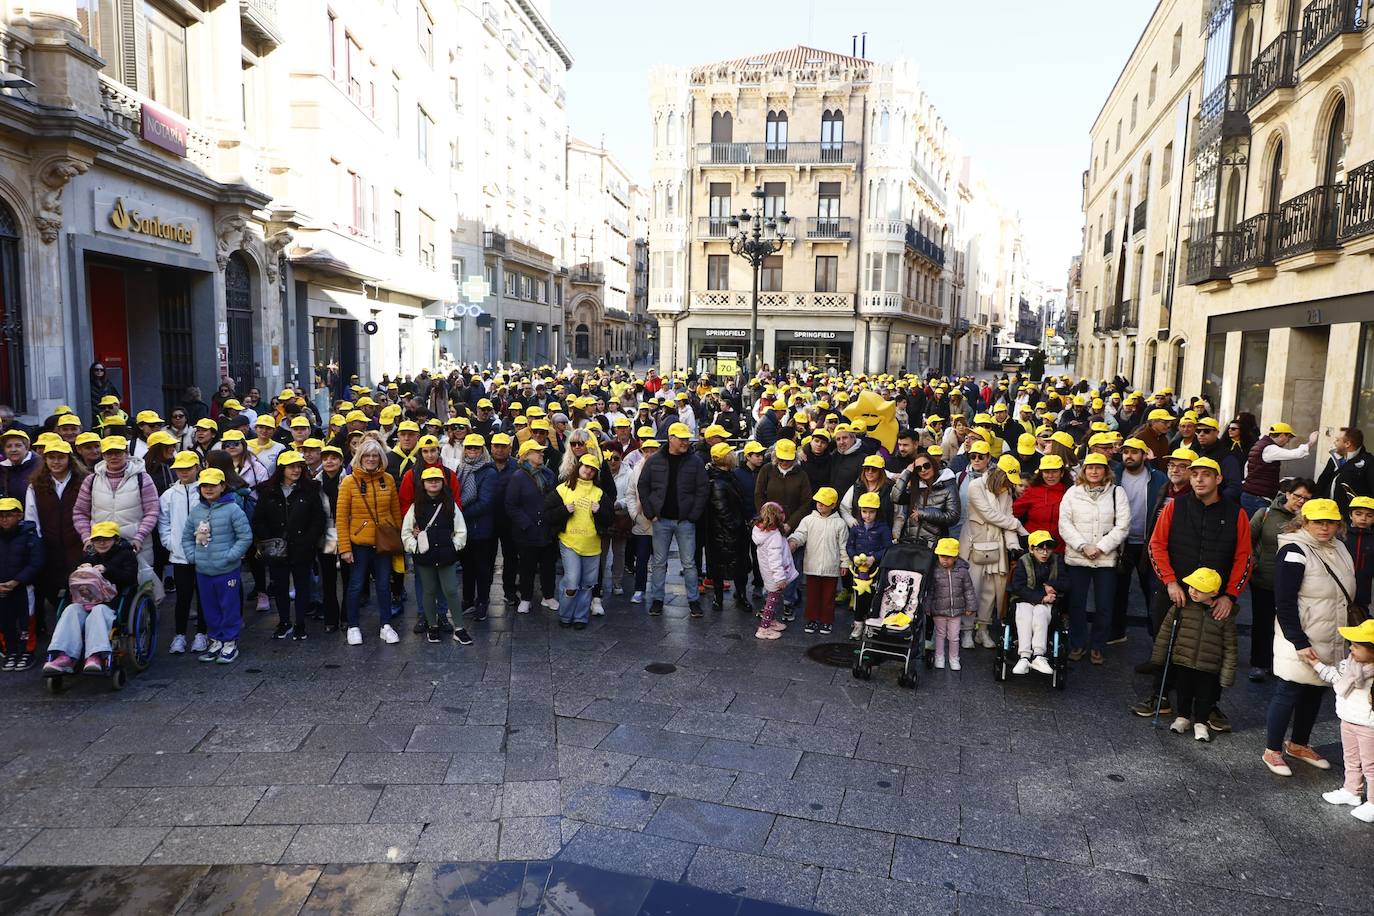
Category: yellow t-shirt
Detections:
[{"x1": 556, "y1": 479, "x2": 603, "y2": 556}]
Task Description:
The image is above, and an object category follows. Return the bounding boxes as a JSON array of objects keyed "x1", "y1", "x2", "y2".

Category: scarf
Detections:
[{"x1": 1335, "y1": 657, "x2": 1374, "y2": 699}]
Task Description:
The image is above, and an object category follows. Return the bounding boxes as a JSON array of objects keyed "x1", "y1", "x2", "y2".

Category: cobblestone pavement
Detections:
[{"x1": 0, "y1": 555, "x2": 1370, "y2": 915}]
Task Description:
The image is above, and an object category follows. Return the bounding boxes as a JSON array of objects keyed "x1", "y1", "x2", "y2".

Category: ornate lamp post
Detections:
[{"x1": 728, "y1": 185, "x2": 790, "y2": 377}]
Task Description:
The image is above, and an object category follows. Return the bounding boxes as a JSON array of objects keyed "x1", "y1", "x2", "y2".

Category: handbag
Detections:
[
  {"x1": 1309, "y1": 548, "x2": 1366, "y2": 627},
  {"x1": 969, "y1": 541, "x2": 1002, "y2": 565},
  {"x1": 361, "y1": 479, "x2": 402, "y2": 555},
  {"x1": 414, "y1": 504, "x2": 441, "y2": 555},
  {"x1": 257, "y1": 537, "x2": 287, "y2": 559}
]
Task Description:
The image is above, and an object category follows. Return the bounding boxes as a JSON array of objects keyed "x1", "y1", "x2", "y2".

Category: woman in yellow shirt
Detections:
[{"x1": 549, "y1": 453, "x2": 614, "y2": 629}]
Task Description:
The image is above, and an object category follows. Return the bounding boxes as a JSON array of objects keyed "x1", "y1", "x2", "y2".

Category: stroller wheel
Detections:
[
  {"x1": 851, "y1": 662, "x2": 865, "y2": 680},
  {"x1": 46, "y1": 675, "x2": 64, "y2": 694},
  {"x1": 897, "y1": 674, "x2": 913, "y2": 689},
  {"x1": 110, "y1": 666, "x2": 127, "y2": 691}
]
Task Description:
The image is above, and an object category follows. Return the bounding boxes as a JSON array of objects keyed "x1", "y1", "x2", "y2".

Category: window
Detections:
[
  {"x1": 504, "y1": 272, "x2": 516, "y2": 296},
  {"x1": 1160, "y1": 143, "x2": 1173, "y2": 186},
  {"x1": 416, "y1": 106, "x2": 432, "y2": 163},
  {"x1": 392, "y1": 76, "x2": 401, "y2": 138},
  {"x1": 1115, "y1": 120, "x2": 1122, "y2": 150},
  {"x1": 821, "y1": 109, "x2": 844, "y2": 161},
  {"x1": 328, "y1": 10, "x2": 339, "y2": 81},
  {"x1": 762, "y1": 181, "x2": 786, "y2": 220},
  {"x1": 144, "y1": 2, "x2": 188, "y2": 116},
  {"x1": 1130, "y1": 96, "x2": 1138, "y2": 131},
  {"x1": 815, "y1": 256, "x2": 838, "y2": 293},
  {"x1": 708, "y1": 182, "x2": 731, "y2": 235},
  {"x1": 450, "y1": 76, "x2": 460, "y2": 109},
  {"x1": 817, "y1": 182, "x2": 840, "y2": 220},
  {"x1": 1151, "y1": 252, "x2": 1164, "y2": 294},
  {"x1": 393, "y1": 191, "x2": 403, "y2": 254},
  {"x1": 1170, "y1": 26, "x2": 1183, "y2": 74},
  {"x1": 1356, "y1": 323, "x2": 1374, "y2": 433},
  {"x1": 346, "y1": 35, "x2": 364, "y2": 104},
  {"x1": 765, "y1": 110, "x2": 788, "y2": 161},
  {"x1": 707, "y1": 254, "x2": 730, "y2": 290},
  {"x1": 710, "y1": 111, "x2": 733, "y2": 144},
  {"x1": 866, "y1": 253, "x2": 882, "y2": 290},
  {"x1": 884, "y1": 253, "x2": 900, "y2": 292},
  {"x1": 1201, "y1": 332, "x2": 1226, "y2": 411},
  {"x1": 417, "y1": 1, "x2": 434, "y2": 66},
  {"x1": 418, "y1": 211, "x2": 435, "y2": 268},
  {"x1": 760, "y1": 255, "x2": 783, "y2": 292},
  {"x1": 349, "y1": 171, "x2": 364, "y2": 232},
  {"x1": 1236, "y1": 330, "x2": 1269, "y2": 419},
  {"x1": 452, "y1": 257, "x2": 464, "y2": 282},
  {"x1": 1148, "y1": 65, "x2": 1158, "y2": 105}
]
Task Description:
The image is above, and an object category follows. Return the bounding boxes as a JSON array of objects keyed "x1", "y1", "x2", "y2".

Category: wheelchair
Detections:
[
  {"x1": 993, "y1": 594, "x2": 1069, "y2": 690},
  {"x1": 45, "y1": 579, "x2": 158, "y2": 693}
]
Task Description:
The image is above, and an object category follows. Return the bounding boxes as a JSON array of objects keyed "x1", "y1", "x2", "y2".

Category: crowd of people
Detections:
[{"x1": 0, "y1": 362, "x2": 1373, "y2": 808}]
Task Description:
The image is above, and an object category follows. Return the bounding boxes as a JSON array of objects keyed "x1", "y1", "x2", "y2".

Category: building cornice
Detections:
[{"x1": 515, "y1": 0, "x2": 573, "y2": 70}]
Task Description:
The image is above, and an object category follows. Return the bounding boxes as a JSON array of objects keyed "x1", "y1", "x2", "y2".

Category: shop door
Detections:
[
  {"x1": 88, "y1": 264, "x2": 130, "y2": 410},
  {"x1": 224, "y1": 252, "x2": 255, "y2": 394},
  {"x1": 0, "y1": 202, "x2": 25, "y2": 411},
  {"x1": 158, "y1": 272, "x2": 194, "y2": 416}
]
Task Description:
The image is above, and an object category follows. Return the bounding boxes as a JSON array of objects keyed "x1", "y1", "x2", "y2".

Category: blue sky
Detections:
[{"x1": 554, "y1": 0, "x2": 1159, "y2": 286}]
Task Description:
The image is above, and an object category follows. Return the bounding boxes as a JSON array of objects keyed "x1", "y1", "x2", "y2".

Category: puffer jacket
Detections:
[
  {"x1": 1248, "y1": 495, "x2": 1296, "y2": 591},
  {"x1": 926, "y1": 556, "x2": 977, "y2": 618},
  {"x1": 788, "y1": 510, "x2": 850, "y2": 577},
  {"x1": 401, "y1": 496, "x2": 467, "y2": 567},
  {"x1": 623, "y1": 461, "x2": 653, "y2": 537},
  {"x1": 181, "y1": 493, "x2": 253, "y2": 576},
  {"x1": 752, "y1": 524, "x2": 797, "y2": 592},
  {"x1": 1150, "y1": 600, "x2": 1238, "y2": 687},
  {"x1": 1274, "y1": 528, "x2": 1356, "y2": 687},
  {"x1": 846, "y1": 519, "x2": 892, "y2": 566},
  {"x1": 1313, "y1": 657, "x2": 1374, "y2": 729},
  {"x1": 1058, "y1": 483, "x2": 1130, "y2": 568},
  {"x1": 455, "y1": 456, "x2": 498, "y2": 541},
  {"x1": 755, "y1": 461, "x2": 814, "y2": 534},
  {"x1": 705, "y1": 464, "x2": 747, "y2": 557},
  {"x1": 335, "y1": 465, "x2": 402, "y2": 554},
  {"x1": 505, "y1": 461, "x2": 556, "y2": 547},
  {"x1": 892, "y1": 468, "x2": 961, "y2": 545},
  {"x1": 158, "y1": 480, "x2": 200, "y2": 565},
  {"x1": 0, "y1": 519, "x2": 44, "y2": 586},
  {"x1": 253, "y1": 479, "x2": 327, "y2": 565},
  {"x1": 1012, "y1": 481, "x2": 1068, "y2": 553},
  {"x1": 1010, "y1": 553, "x2": 1067, "y2": 605},
  {"x1": 636, "y1": 449, "x2": 709, "y2": 522},
  {"x1": 0, "y1": 451, "x2": 38, "y2": 501},
  {"x1": 839, "y1": 482, "x2": 895, "y2": 530}
]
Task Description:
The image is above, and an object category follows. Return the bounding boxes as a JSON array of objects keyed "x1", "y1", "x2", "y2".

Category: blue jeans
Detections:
[
  {"x1": 345, "y1": 546, "x2": 394, "y2": 629},
  {"x1": 1067, "y1": 564, "x2": 1117, "y2": 652},
  {"x1": 1265, "y1": 677, "x2": 1327, "y2": 751},
  {"x1": 559, "y1": 544, "x2": 599, "y2": 624},
  {"x1": 650, "y1": 518, "x2": 698, "y2": 603},
  {"x1": 1240, "y1": 492, "x2": 1269, "y2": 519},
  {"x1": 629, "y1": 534, "x2": 652, "y2": 591}
]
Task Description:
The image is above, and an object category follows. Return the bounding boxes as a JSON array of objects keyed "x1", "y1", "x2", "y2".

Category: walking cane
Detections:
[{"x1": 1152, "y1": 606, "x2": 1181, "y2": 728}]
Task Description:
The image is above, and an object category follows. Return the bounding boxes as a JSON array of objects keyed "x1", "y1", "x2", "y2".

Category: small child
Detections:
[
  {"x1": 1009, "y1": 530, "x2": 1066, "y2": 676},
  {"x1": 158, "y1": 450, "x2": 204, "y2": 655},
  {"x1": 43, "y1": 521, "x2": 135, "y2": 674},
  {"x1": 1345, "y1": 496, "x2": 1374, "y2": 617},
  {"x1": 788, "y1": 487, "x2": 851, "y2": 636},
  {"x1": 181, "y1": 468, "x2": 253, "y2": 664},
  {"x1": 846, "y1": 491, "x2": 893, "y2": 640},
  {"x1": 751, "y1": 502, "x2": 796, "y2": 640},
  {"x1": 1149, "y1": 567, "x2": 1237, "y2": 742},
  {"x1": 1306, "y1": 618, "x2": 1374, "y2": 823},
  {"x1": 0, "y1": 497, "x2": 43, "y2": 671},
  {"x1": 928, "y1": 537, "x2": 976, "y2": 669}
]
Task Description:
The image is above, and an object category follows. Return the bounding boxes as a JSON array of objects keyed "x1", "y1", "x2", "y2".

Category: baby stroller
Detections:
[
  {"x1": 993, "y1": 555, "x2": 1069, "y2": 689},
  {"x1": 852, "y1": 541, "x2": 935, "y2": 690}
]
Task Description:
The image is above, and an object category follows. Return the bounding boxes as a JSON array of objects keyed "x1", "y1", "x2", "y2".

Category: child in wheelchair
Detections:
[
  {"x1": 42, "y1": 521, "x2": 137, "y2": 675},
  {"x1": 1008, "y1": 530, "x2": 1066, "y2": 676}
]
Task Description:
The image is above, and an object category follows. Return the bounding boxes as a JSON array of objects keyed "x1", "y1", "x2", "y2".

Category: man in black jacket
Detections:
[
  {"x1": 636, "y1": 422, "x2": 709, "y2": 618},
  {"x1": 1317, "y1": 427, "x2": 1374, "y2": 518}
]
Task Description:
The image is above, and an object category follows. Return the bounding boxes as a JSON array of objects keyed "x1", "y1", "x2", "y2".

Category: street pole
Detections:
[{"x1": 729, "y1": 185, "x2": 790, "y2": 380}]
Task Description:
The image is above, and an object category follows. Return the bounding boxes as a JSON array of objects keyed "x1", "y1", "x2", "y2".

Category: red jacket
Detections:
[
  {"x1": 1012, "y1": 481, "x2": 1068, "y2": 553},
  {"x1": 399, "y1": 459, "x2": 460, "y2": 514}
]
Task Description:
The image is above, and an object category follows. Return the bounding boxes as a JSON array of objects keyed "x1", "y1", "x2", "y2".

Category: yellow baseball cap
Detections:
[
  {"x1": 90, "y1": 521, "x2": 121, "y2": 538},
  {"x1": 0, "y1": 497, "x2": 21, "y2": 512},
  {"x1": 743, "y1": 441, "x2": 765, "y2": 456},
  {"x1": 477, "y1": 398, "x2": 494, "y2": 409},
  {"x1": 1189, "y1": 457, "x2": 1221, "y2": 474},
  {"x1": 276, "y1": 451, "x2": 304, "y2": 467},
  {"x1": 222, "y1": 399, "x2": 243, "y2": 411},
  {"x1": 302, "y1": 438, "x2": 324, "y2": 449},
  {"x1": 1182, "y1": 567, "x2": 1222, "y2": 594},
  {"x1": 926, "y1": 444, "x2": 943, "y2": 457},
  {"x1": 171, "y1": 450, "x2": 200, "y2": 470},
  {"x1": 997, "y1": 454, "x2": 1021, "y2": 475},
  {"x1": 98, "y1": 394, "x2": 120, "y2": 407},
  {"x1": 518, "y1": 440, "x2": 544, "y2": 457},
  {"x1": 1028, "y1": 530, "x2": 1055, "y2": 548},
  {"x1": 1039, "y1": 454, "x2": 1064, "y2": 470},
  {"x1": 420, "y1": 466, "x2": 446, "y2": 480},
  {"x1": 463, "y1": 434, "x2": 486, "y2": 447},
  {"x1": 99, "y1": 435, "x2": 128, "y2": 452},
  {"x1": 146, "y1": 430, "x2": 178, "y2": 448},
  {"x1": 934, "y1": 537, "x2": 960, "y2": 557},
  {"x1": 415, "y1": 435, "x2": 439, "y2": 448},
  {"x1": 1337, "y1": 618, "x2": 1374, "y2": 643},
  {"x1": 640, "y1": 439, "x2": 661, "y2": 450},
  {"x1": 490, "y1": 433, "x2": 513, "y2": 447},
  {"x1": 667, "y1": 423, "x2": 691, "y2": 439},
  {"x1": 579, "y1": 453, "x2": 601, "y2": 469},
  {"x1": 397, "y1": 420, "x2": 421, "y2": 433},
  {"x1": 44, "y1": 439, "x2": 73, "y2": 455},
  {"x1": 1302, "y1": 498, "x2": 1341, "y2": 522},
  {"x1": 710, "y1": 443, "x2": 734, "y2": 462},
  {"x1": 531, "y1": 419, "x2": 552, "y2": 432},
  {"x1": 703, "y1": 424, "x2": 728, "y2": 439},
  {"x1": 57, "y1": 414, "x2": 82, "y2": 428},
  {"x1": 134, "y1": 410, "x2": 163, "y2": 425},
  {"x1": 1349, "y1": 496, "x2": 1374, "y2": 512},
  {"x1": 968, "y1": 440, "x2": 991, "y2": 456},
  {"x1": 219, "y1": 429, "x2": 245, "y2": 443},
  {"x1": 1147, "y1": 409, "x2": 1173, "y2": 421},
  {"x1": 862, "y1": 455, "x2": 885, "y2": 469},
  {"x1": 813, "y1": 486, "x2": 838, "y2": 506},
  {"x1": 75, "y1": 432, "x2": 101, "y2": 446},
  {"x1": 1121, "y1": 437, "x2": 1148, "y2": 452},
  {"x1": 1168, "y1": 448, "x2": 1199, "y2": 463},
  {"x1": 197, "y1": 468, "x2": 225, "y2": 486},
  {"x1": 774, "y1": 439, "x2": 797, "y2": 460},
  {"x1": 613, "y1": 417, "x2": 632, "y2": 428},
  {"x1": 857, "y1": 492, "x2": 881, "y2": 510},
  {"x1": 345, "y1": 410, "x2": 368, "y2": 424},
  {"x1": 1268, "y1": 421, "x2": 1295, "y2": 435},
  {"x1": 254, "y1": 415, "x2": 277, "y2": 429},
  {"x1": 290, "y1": 416, "x2": 312, "y2": 428},
  {"x1": 1083, "y1": 453, "x2": 1109, "y2": 467},
  {"x1": 1017, "y1": 433, "x2": 1036, "y2": 456},
  {"x1": 1196, "y1": 417, "x2": 1220, "y2": 430},
  {"x1": 1051, "y1": 431, "x2": 1075, "y2": 449}
]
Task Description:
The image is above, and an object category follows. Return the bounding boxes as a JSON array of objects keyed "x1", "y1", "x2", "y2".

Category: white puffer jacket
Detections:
[
  {"x1": 1313, "y1": 658, "x2": 1374, "y2": 728},
  {"x1": 1058, "y1": 483, "x2": 1130, "y2": 568},
  {"x1": 789, "y1": 510, "x2": 850, "y2": 577},
  {"x1": 158, "y1": 480, "x2": 200, "y2": 565}
]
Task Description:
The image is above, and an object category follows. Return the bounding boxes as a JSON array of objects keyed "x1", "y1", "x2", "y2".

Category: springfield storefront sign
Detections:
[{"x1": 95, "y1": 194, "x2": 201, "y2": 255}]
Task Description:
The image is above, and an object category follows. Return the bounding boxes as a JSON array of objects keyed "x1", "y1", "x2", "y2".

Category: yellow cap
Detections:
[
  {"x1": 460, "y1": 433, "x2": 484, "y2": 448},
  {"x1": 1148, "y1": 408, "x2": 1173, "y2": 421},
  {"x1": 1349, "y1": 496, "x2": 1374, "y2": 512},
  {"x1": 0, "y1": 427, "x2": 29, "y2": 443},
  {"x1": 968, "y1": 439, "x2": 991, "y2": 456},
  {"x1": 862, "y1": 455, "x2": 885, "y2": 469},
  {"x1": 773, "y1": 439, "x2": 797, "y2": 460},
  {"x1": 1302, "y1": 498, "x2": 1341, "y2": 521},
  {"x1": 420, "y1": 466, "x2": 446, "y2": 481},
  {"x1": 219, "y1": 430, "x2": 245, "y2": 443},
  {"x1": 1168, "y1": 448, "x2": 1199, "y2": 463},
  {"x1": 934, "y1": 537, "x2": 960, "y2": 557},
  {"x1": 997, "y1": 454, "x2": 1021, "y2": 475},
  {"x1": 1268, "y1": 421, "x2": 1295, "y2": 435},
  {"x1": 98, "y1": 394, "x2": 121, "y2": 407},
  {"x1": 89, "y1": 520, "x2": 121, "y2": 538},
  {"x1": 710, "y1": 443, "x2": 734, "y2": 462},
  {"x1": 743, "y1": 441, "x2": 765, "y2": 456},
  {"x1": 290, "y1": 416, "x2": 311, "y2": 428},
  {"x1": 197, "y1": 468, "x2": 225, "y2": 486},
  {"x1": 1051, "y1": 431, "x2": 1075, "y2": 449},
  {"x1": 1017, "y1": 433, "x2": 1036, "y2": 456},
  {"x1": 397, "y1": 420, "x2": 421, "y2": 433},
  {"x1": 99, "y1": 435, "x2": 128, "y2": 452},
  {"x1": 355, "y1": 396, "x2": 377, "y2": 407},
  {"x1": 613, "y1": 417, "x2": 632, "y2": 428},
  {"x1": 518, "y1": 440, "x2": 544, "y2": 457},
  {"x1": 1083, "y1": 453, "x2": 1109, "y2": 467},
  {"x1": 1028, "y1": 530, "x2": 1055, "y2": 548},
  {"x1": 531, "y1": 419, "x2": 552, "y2": 432},
  {"x1": 667, "y1": 423, "x2": 692, "y2": 439},
  {"x1": 345, "y1": 410, "x2": 368, "y2": 424},
  {"x1": 321, "y1": 445, "x2": 344, "y2": 457},
  {"x1": 857, "y1": 491, "x2": 881, "y2": 510},
  {"x1": 171, "y1": 450, "x2": 200, "y2": 469},
  {"x1": 222, "y1": 399, "x2": 243, "y2": 411},
  {"x1": 926, "y1": 444, "x2": 943, "y2": 457},
  {"x1": 513, "y1": 416, "x2": 529, "y2": 427},
  {"x1": 526, "y1": 406, "x2": 546, "y2": 418},
  {"x1": 491, "y1": 433, "x2": 513, "y2": 447},
  {"x1": 57, "y1": 414, "x2": 82, "y2": 428},
  {"x1": 146, "y1": 430, "x2": 178, "y2": 447},
  {"x1": 0, "y1": 496, "x2": 21, "y2": 512},
  {"x1": 1187, "y1": 457, "x2": 1220, "y2": 474},
  {"x1": 813, "y1": 486, "x2": 838, "y2": 506},
  {"x1": 255, "y1": 415, "x2": 277, "y2": 428},
  {"x1": 1337, "y1": 619, "x2": 1374, "y2": 644},
  {"x1": 44, "y1": 439, "x2": 73, "y2": 455},
  {"x1": 1039, "y1": 454, "x2": 1065, "y2": 470},
  {"x1": 477, "y1": 398, "x2": 494, "y2": 409},
  {"x1": 134, "y1": 410, "x2": 163, "y2": 425},
  {"x1": 1121, "y1": 437, "x2": 1148, "y2": 452},
  {"x1": 640, "y1": 439, "x2": 661, "y2": 450},
  {"x1": 302, "y1": 438, "x2": 324, "y2": 449},
  {"x1": 1182, "y1": 567, "x2": 1223, "y2": 594},
  {"x1": 701, "y1": 424, "x2": 726, "y2": 439},
  {"x1": 416, "y1": 435, "x2": 440, "y2": 448},
  {"x1": 772, "y1": 399, "x2": 787, "y2": 410},
  {"x1": 1196, "y1": 417, "x2": 1220, "y2": 430},
  {"x1": 276, "y1": 450, "x2": 304, "y2": 466},
  {"x1": 75, "y1": 432, "x2": 101, "y2": 446}
]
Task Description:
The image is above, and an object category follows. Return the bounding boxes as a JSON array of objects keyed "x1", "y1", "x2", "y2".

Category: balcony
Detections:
[
  {"x1": 1194, "y1": 75, "x2": 1250, "y2": 154},
  {"x1": 696, "y1": 216, "x2": 733, "y2": 239},
  {"x1": 482, "y1": 2, "x2": 500, "y2": 34},
  {"x1": 570, "y1": 266, "x2": 604, "y2": 285},
  {"x1": 1132, "y1": 199, "x2": 1148, "y2": 236},
  {"x1": 865, "y1": 219, "x2": 907, "y2": 240},
  {"x1": 905, "y1": 224, "x2": 945, "y2": 269},
  {"x1": 911, "y1": 156, "x2": 948, "y2": 210},
  {"x1": 555, "y1": 87, "x2": 566, "y2": 108},
  {"x1": 1339, "y1": 159, "x2": 1374, "y2": 252},
  {"x1": 1184, "y1": 229, "x2": 1233, "y2": 286},
  {"x1": 97, "y1": 75, "x2": 215, "y2": 173},
  {"x1": 1248, "y1": 30, "x2": 1298, "y2": 124},
  {"x1": 1273, "y1": 184, "x2": 1343, "y2": 266},
  {"x1": 1298, "y1": 0, "x2": 1366, "y2": 77},
  {"x1": 690, "y1": 290, "x2": 855, "y2": 313},
  {"x1": 1227, "y1": 212, "x2": 1277, "y2": 276},
  {"x1": 1102, "y1": 228, "x2": 1114, "y2": 258},
  {"x1": 482, "y1": 230, "x2": 507, "y2": 253},
  {"x1": 696, "y1": 141, "x2": 859, "y2": 167},
  {"x1": 240, "y1": 0, "x2": 283, "y2": 50},
  {"x1": 805, "y1": 217, "x2": 853, "y2": 240}
]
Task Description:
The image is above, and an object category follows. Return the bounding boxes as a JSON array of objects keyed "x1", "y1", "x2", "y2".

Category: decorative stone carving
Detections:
[
  {"x1": 263, "y1": 229, "x2": 293, "y2": 283},
  {"x1": 34, "y1": 158, "x2": 88, "y2": 243},
  {"x1": 215, "y1": 215, "x2": 249, "y2": 270}
]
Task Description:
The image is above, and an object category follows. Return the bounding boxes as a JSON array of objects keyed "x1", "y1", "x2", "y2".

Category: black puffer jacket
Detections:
[
  {"x1": 253, "y1": 479, "x2": 327, "y2": 564},
  {"x1": 891, "y1": 468, "x2": 961, "y2": 544},
  {"x1": 705, "y1": 465, "x2": 747, "y2": 556}
]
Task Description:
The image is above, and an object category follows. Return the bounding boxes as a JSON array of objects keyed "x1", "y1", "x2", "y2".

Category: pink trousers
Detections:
[
  {"x1": 933, "y1": 616, "x2": 960, "y2": 663},
  {"x1": 1341, "y1": 720, "x2": 1374, "y2": 796}
]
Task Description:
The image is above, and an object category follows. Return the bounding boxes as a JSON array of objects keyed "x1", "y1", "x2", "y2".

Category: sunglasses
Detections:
[{"x1": 914, "y1": 463, "x2": 933, "y2": 471}]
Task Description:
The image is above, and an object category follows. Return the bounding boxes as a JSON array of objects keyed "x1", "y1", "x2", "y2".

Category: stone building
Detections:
[{"x1": 565, "y1": 136, "x2": 634, "y2": 366}]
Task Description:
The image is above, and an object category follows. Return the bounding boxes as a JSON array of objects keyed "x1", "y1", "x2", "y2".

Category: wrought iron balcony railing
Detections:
[
  {"x1": 1273, "y1": 184, "x2": 1343, "y2": 260},
  {"x1": 1248, "y1": 31, "x2": 1298, "y2": 109},
  {"x1": 805, "y1": 217, "x2": 853, "y2": 239},
  {"x1": 696, "y1": 141, "x2": 859, "y2": 166},
  {"x1": 1299, "y1": 0, "x2": 1366, "y2": 65},
  {"x1": 1133, "y1": 200, "x2": 1148, "y2": 235},
  {"x1": 1227, "y1": 212, "x2": 1276, "y2": 272},
  {"x1": 1339, "y1": 159, "x2": 1374, "y2": 242},
  {"x1": 1195, "y1": 74, "x2": 1251, "y2": 152},
  {"x1": 905, "y1": 224, "x2": 945, "y2": 268}
]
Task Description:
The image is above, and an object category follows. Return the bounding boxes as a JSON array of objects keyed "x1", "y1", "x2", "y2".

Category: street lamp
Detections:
[{"x1": 728, "y1": 185, "x2": 790, "y2": 377}]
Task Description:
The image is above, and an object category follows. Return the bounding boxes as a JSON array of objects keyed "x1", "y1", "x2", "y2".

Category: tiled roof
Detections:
[{"x1": 704, "y1": 46, "x2": 869, "y2": 69}]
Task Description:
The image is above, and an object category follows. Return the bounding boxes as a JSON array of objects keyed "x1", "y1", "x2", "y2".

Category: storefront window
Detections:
[
  {"x1": 1236, "y1": 330, "x2": 1268, "y2": 420},
  {"x1": 1201, "y1": 332, "x2": 1225, "y2": 413},
  {"x1": 1355, "y1": 323, "x2": 1374, "y2": 435},
  {"x1": 144, "y1": 2, "x2": 189, "y2": 117}
]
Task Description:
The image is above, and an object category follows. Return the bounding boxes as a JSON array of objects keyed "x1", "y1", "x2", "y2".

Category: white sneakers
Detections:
[
  {"x1": 1030, "y1": 656, "x2": 1054, "y2": 676},
  {"x1": 948, "y1": 658, "x2": 961, "y2": 671},
  {"x1": 1323, "y1": 788, "x2": 1362, "y2": 807},
  {"x1": 850, "y1": 622, "x2": 864, "y2": 640},
  {"x1": 976, "y1": 630, "x2": 996, "y2": 649},
  {"x1": 1193, "y1": 722, "x2": 1211, "y2": 742},
  {"x1": 612, "y1": 586, "x2": 624, "y2": 596},
  {"x1": 541, "y1": 598, "x2": 559, "y2": 611},
  {"x1": 169, "y1": 635, "x2": 187, "y2": 655},
  {"x1": 1352, "y1": 802, "x2": 1374, "y2": 823},
  {"x1": 934, "y1": 656, "x2": 945, "y2": 670},
  {"x1": 591, "y1": 598, "x2": 605, "y2": 616},
  {"x1": 1169, "y1": 717, "x2": 1192, "y2": 735},
  {"x1": 630, "y1": 591, "x2": 643, "y2": 604},
  {"x1": 517, "y1": 601, "x2": 531, "y2": 614},
  {"x1": 1012, "y1": 657, "x2": 1031, "y2": 675},
  {"x1": 960, "y1": 632, "x2": 974, "y2": 650},
  {"x1": 346, "y1": 627, "x2": 363, "y2": 646},
  {"x1": 380, "y1": 624, "x2": 400, "y2": 644}
]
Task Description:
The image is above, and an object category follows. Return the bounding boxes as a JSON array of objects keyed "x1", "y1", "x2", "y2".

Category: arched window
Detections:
[
  {"x1": 666, "y1": 112, "x2": 677, "y2": 144},
  {"x1": 1267, "y1": 140, "x2": 1284, "y2": 210},
  {"x1": 873, "y1": 181, "x2": 887, "y2": 219},
  {"x1": 879, "y1": 110, "x2": 890, "y2": 143},
  {"x1": 575, "y1": 323, "x2": 590, "y2": 360},
  {"x1": 766, "y1": 110, "x2": 788, "y2": 161},
  {"x1": 711, "y1": 111, "x2": 733, "y2": 144},
  {"x1": 821, "y1": 109, "x2": 843, "y2": 162},
  {"x1": 0, "y1": 200, "x2": 25, "y2": 410},
  {"x1": 1323, "y1": 98, "x2": 1346, "y2": 186},
  {"x1": 1222, "y1": 171, "x2": 1243, "y2": 232}
]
